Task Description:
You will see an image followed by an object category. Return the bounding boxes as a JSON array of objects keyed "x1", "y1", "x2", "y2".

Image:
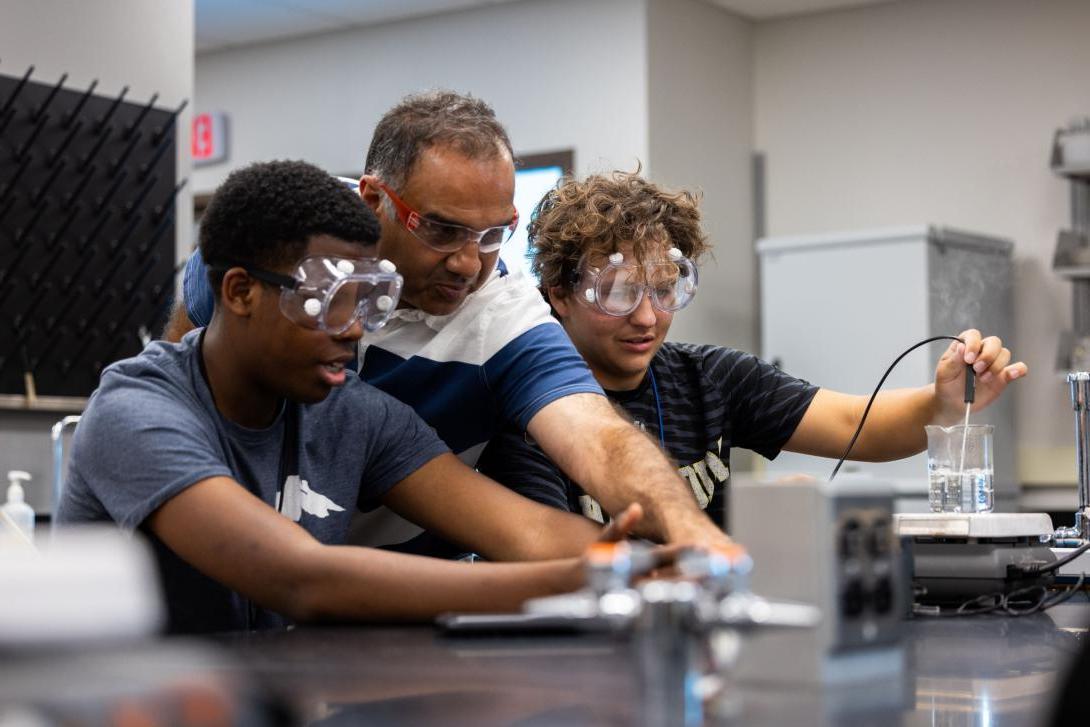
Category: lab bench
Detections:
[{"x1": 2, "y1": 601, "x2": 1087, "y2": 726}]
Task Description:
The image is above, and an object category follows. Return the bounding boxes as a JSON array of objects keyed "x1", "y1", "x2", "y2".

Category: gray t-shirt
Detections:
[{"x1": 58, "y1": 330, "x2": 449, "y2": 633}]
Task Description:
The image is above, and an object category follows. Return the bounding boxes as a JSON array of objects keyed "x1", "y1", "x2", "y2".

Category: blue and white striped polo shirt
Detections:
[{"x1": 360, "y1": 265, "x2": 603, "y2": 465}]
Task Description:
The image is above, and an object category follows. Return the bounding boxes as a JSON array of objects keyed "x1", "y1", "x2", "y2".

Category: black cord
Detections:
[
  {"x1": 914, "y1": 573, "x2": 1086, "y2": 618},
  {"x1": 829, "y1": 335, "x2": 965, "y2": 481},
  {"x1": 1021, "y1": 541, "x2": 1090, "y2": 575}
]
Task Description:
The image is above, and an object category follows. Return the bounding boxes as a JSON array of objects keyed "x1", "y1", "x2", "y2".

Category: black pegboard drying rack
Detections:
[{"x1": 0, "y1": 64, "x2": 187, "y2": 407}]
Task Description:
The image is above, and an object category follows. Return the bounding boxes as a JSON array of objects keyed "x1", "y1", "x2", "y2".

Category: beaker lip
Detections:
[{"x1": 924, "y1": 423, "x2": 995, "y2": 434}]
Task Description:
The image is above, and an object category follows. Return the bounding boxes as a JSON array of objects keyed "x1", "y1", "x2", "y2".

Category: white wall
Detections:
[
  {"x1": 0, "y1": 0, "x2": 194, "y2": 511},
  {"x1": 754, "y1": 0, "x2": 1090, "y2": 487},
  {"x1": 192, "y1": 0, "x2": 650, "y2": 193},
  {"x1": 648, "y1": 0, "x2": 755, "y2": 354}
]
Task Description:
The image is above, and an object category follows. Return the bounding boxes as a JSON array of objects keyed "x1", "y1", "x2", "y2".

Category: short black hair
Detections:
[{"x1": 199, "y1": 160, "x2": 380, "y2": 296}]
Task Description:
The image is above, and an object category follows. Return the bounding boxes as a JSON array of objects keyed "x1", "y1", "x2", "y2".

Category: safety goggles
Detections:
[
  {"x1": 225, "y1": 255, "x2": 403, "y2": 334},
  {"x1": 574, "y1": 248, "x2": 698, "y2": 317},
  {"x1": 374, "y1": 180, "x2": 518, "y2": 254}
]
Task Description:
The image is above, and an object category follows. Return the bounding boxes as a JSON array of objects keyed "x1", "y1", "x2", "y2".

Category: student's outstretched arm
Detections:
[
  {"x1": 380, "y1": 452, "x2": 641, "y2": 561},
  {"x1": 784, "y1": 329, "x2": 1027, "y2": 461},
  {"x1": 527, "y1": 393, "x2": 730, "y2": 547},
  {"x1": 148, "y1": 476, "x2": 584, "y2": 623}
]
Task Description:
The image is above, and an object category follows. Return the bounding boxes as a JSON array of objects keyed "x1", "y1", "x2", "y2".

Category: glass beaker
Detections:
[{"x1": 925, "y1": 424, "x2": 994, "y2": 513}]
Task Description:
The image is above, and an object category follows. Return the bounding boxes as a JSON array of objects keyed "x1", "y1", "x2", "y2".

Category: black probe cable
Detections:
[
  {"x1": 1017, "y1": 541, "x2": 1090, "y2": 575},
  {"x1": 829, "y1": 335, "x2": 973, "y2": 481}
]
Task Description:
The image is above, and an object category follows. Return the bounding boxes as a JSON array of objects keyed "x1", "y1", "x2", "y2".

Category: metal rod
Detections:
[
  {"x1": 108, "y1": 213, "x2": 142, "y2": 254},
  {"x1": 78, "y1": 208, "x2": 112, "y2": 250},
  {"x1": 139, "y1": 209, "x2": 173, "y2": 256},
  {"x1": 1080, "y1": 376, "x2": 1090, "y2": 538},
  {"x1": 94, "y1": 85, "x2": 128, "y2": 132},
  {"x1": 139, "y1": 132, "x2": 173, "y2": 180},
  {"x1": 106, "y1": 291, "x2": 146, "y2": 335},
  {"x1": 123, "y1": 173, "x2": 157, "y2": 220},
  {"x1": 62, "y1": 79, "x2": 98, "y2": 128},
  {"x1": 0, "y1": 153, "x2": 33, "y2": 199},
  {"x1": 0, "y1": 65, "x2": 34, "y2": 116},
  {"x1": 151, "y1": 98, "x2": 187, "y2": 145},
  {"x1": 31, "y1": 158, "x2": 65, "y2": 207},
  {"x1": 64, "y1": 163, "x2": 97, "y2": 207},
  {"x1": 0, "y1": 195, "x2": 14, "y2": 224},
  {"x1": 0, "y1": 106, "x2": 15, "y2": 135},
  {"x1": 33, "y1": 72, "x2": 68, "y2": 121},
  {"x1": 80, "y1": 123, "x2": 113, "y2": 168},
  {"x1": 51, "y1": 415, "x2": 82, "y2": 519},
  {"x1": 152, "y1": 178, "x2": 187, "y2": 221},
  {"x1": 1069, "y1": 373, "x2": 1090, "y2": 540},
  {"x1": 123, "y1": 253, "x2": 159, "y2": 297},
  {"x1": 94, "y1": 168, "x2": 127, "y2": 212},
  {"x1": 43, "y1": 286, "x2": 82, "y2": 335},
  {"x1": 15, "y1": 112, "x2": 49, "y2": 160},
  {"x1": 92, "y1": 249, "x2": 130, "y2": 294},
  {"x1": 1072, "y1": 179, "x2": 1090, "y2": 233},
  {"x1": 109, "y1": 129, "x2": 142, "y2": 176},
  {"x1": 46, "y1": 202, "x2": 81, "y2": 247},
  {"x1": 123, "y1": 92, "x2": 158, "y2": 138},
  {"x1": 49, "y1": 119, "x2": 83, "y2": 167},
  {"x1": 30, "y1": 241, "x2": 69, "y2": 289},
  {"x1": 75, "y1": 289, "x2": 113, "y2": 335},
  {"x1": 14, "y1": 201, "x2": 47, "y2": 245},
  {"x1": 0, "y1": 237, "x2": 36, "y2": 287}
]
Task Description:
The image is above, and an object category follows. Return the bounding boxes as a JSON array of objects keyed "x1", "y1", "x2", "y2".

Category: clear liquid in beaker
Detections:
[{"x1": 928, "y1": 465, "x2": 994, "y2": 513}]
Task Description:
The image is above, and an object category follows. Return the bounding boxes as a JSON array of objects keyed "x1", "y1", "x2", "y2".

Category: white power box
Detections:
[{"x1": 730, "y1": 475, "x2": 906, "y2": 686}]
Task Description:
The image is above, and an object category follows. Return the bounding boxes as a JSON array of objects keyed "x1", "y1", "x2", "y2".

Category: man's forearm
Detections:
[
  {"x1": 574, "y1": 421, "x2": 724, "y2": 544},
  {"x1": 529, "y1": 394, "x2": 727, "y2": 545}
]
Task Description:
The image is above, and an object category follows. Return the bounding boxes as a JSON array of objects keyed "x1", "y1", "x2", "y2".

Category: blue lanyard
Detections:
[{"x1": 648, "y1": 366, "x2": 665, "y2": 450}]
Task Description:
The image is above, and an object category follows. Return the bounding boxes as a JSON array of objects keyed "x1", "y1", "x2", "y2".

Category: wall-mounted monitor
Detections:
[{"x1": 503, "y1": 150, "x2": 573, "y2": 280}]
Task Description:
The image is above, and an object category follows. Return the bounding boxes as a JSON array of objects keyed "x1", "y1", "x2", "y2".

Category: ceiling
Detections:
[{"x1": 195, "y1": 0, "x2": 897, "y2": 53}]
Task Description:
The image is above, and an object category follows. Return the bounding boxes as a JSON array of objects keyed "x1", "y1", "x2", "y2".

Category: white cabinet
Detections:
[{"x1": 757, "y1": 225, "x2": 1016, "y2": 504}]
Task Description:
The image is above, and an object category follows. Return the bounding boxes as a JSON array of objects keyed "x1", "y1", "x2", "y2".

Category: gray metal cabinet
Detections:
[{"x1": 757, "y1": 225, "x2": 1016, "y2": 506}]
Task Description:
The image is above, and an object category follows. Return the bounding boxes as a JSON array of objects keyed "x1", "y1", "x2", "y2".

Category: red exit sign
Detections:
[{"x1": 191, "y1": 112, "x2": 229, "y2": 165}]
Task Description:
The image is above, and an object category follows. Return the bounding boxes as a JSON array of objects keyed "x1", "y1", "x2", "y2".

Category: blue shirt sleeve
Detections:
[
  {"x1": 183, "y1": 249, "x2": 214, "y2": 328},
  {"x1": 482, "y1": 323, "x2": 604, "y2": 432}
]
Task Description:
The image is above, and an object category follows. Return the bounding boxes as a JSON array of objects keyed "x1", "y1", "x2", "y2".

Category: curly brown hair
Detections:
[{"x1": 529, "y1": 171, "x2": 709, "y2": 296}]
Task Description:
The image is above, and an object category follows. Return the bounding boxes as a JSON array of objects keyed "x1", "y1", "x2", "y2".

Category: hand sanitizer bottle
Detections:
[{"x1": 2, "y1": 470, "x2": 35, "y2": 544}]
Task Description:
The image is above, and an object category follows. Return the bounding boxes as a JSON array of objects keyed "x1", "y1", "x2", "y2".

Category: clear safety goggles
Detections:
[
  {"x1": 375, "y1": 180, "x2": 518, "y2": 254},
  {"x1": 230, "y1": 255, "x2": 404, "y2": 334},
  {"x1": 574, "y1": 248, "x2": 698, "y2": 317}
]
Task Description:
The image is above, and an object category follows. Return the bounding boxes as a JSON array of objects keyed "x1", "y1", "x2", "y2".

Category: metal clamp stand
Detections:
[
  {"x1": 524, "y1": 544, "x2": 820, "y2": 727},
  {"x1": 50, "y1": 415, "x2": 80, "y2": 520},
  {"x1": 1056, "y1": 373, "x2": 1090, "y2": 543}
]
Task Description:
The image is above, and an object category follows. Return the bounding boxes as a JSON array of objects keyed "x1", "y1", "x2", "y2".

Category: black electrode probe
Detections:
[
  {"x1": 829, "y1": 335, "x2": 976, "y2": 481},
  {"x1": 964, "y1": 364, "x2": 976, "y2": 404}
]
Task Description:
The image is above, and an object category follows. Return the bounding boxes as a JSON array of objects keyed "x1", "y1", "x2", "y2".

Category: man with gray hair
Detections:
[{"x1": 169, "y1": 90, "x2": 730, "y2": 554}]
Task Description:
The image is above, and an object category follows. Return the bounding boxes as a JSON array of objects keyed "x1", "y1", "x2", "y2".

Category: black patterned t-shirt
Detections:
[{"x1": 476, "y1": 342, "x2": 819, "y2": 529}]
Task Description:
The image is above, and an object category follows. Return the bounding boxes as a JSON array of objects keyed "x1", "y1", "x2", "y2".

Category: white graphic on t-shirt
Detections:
[
  {"x1": 678, "y1": 451, "x2": 729, "y2": 509},
  {"x1": 276, "y1": 475, "x2": 346, "y2": 521}
]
